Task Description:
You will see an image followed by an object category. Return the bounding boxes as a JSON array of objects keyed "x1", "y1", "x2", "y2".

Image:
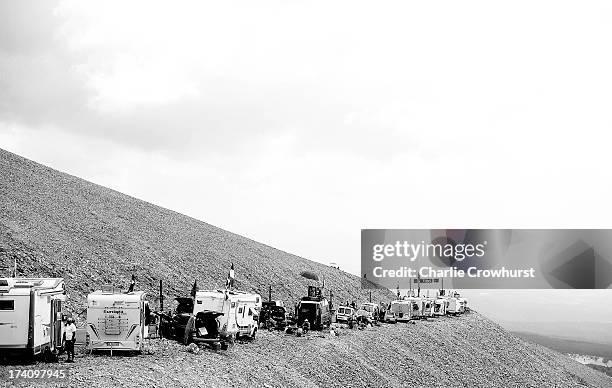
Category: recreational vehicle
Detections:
[
  {"x1": 296, "y1": 286, "x2": 331, "y2": 330},
  {"x1": 194, "y1": 290, "x2": 262, "y2": 339},
  {"x1": 421, "y1": 298, "x2": 435, "y2": 318},
  {"x1": 446, "y1": 292, "x2": 465, "y2": 315},
  {"x1": 390, "y1": 299, "x2": 419, "y2": 322},
  {"x1": 0, "y1": 278, "x2": 66, "y2": 359},
  {"x1": 433, "y1": 298, "x2": 447, "y2": 316},
  {"x1": 403, "y1": 297, "x2": 423, "y2": 319},
  {"x1": 86, "y1": 289, "x2": 151, "y2": 352}
]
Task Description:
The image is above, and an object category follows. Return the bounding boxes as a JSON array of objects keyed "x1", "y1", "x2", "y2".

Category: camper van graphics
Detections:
[{"x1": 361, "y1": 229, "x2": 612, "y2": 289}]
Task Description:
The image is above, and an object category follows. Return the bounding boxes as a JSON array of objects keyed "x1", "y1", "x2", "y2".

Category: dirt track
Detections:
[{"x1": 1, "y1": 313, "x2": 611, "y2": 388}]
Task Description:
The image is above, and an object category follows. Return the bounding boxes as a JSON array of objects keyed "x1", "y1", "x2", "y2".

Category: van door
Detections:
[{"x1": 50, "y1": 299, "x2": 63, "y2": 351}]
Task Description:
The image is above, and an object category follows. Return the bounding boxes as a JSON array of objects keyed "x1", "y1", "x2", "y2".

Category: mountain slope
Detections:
[
  {"x1": 0, "y1": 148, "x2": 391, "y2": 310},
  {"x1": 3, "y1": 313, "x2": 611, "y2": 387}
]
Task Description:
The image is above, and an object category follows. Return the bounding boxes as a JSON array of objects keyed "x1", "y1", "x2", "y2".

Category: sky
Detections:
[{"x1": 1, "y1": 1, "x2": 611, "y2": 333}]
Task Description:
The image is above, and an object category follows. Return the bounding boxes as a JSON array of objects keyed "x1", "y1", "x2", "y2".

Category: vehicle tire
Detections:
[
  {"x1": 251, "y1": 328, "x2": 257, "y2": 339},
  {"x1": 183, "y1": 316, "x2": 195, "y2": 345},
  {"x1": 220, "y1": 342, "x2": 228, "y2": 350}
]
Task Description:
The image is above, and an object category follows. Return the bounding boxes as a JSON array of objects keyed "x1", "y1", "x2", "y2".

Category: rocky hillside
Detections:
[
  {"x1": 0, "y1": 148, "x2": 391, "y2": 311},
  {"x1": 3, "y1": 313, "x2": 611, "y2": 387}
]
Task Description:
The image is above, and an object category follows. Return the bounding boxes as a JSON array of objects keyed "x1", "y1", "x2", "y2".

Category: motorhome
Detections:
[
  {"x1": 421, "y1": 298, "x2": 435, "y2": 318},
  {"x1": 446, "y1": 292, "x2": 465, "y2": 315},
  {"x1": 433, "y1": 298, "x2": 447, "y2": 316},
  {"x1": 194, "y1": 290, "x2": 262, "y2": 339},
  {"x1": 0, "y1": 278, "x2": 66, "y2": 359},
  {"x1": 404, "y1": 297, "x2": 423, "y2": 319},
  {"x1": 389, "y1": 299, "x2": 420, "y2": 322},
  {"x1": 86, "y1": 289, "x2": 151, "y2": 352}
]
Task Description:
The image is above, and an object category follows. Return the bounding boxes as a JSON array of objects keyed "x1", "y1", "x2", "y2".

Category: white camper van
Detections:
[
  {"x1": 86, "y1": 289, "x2": 151, "y2": 352},
  {"x1": 390, "y1": 299, "x2": 420, "y2": 322},
  {"x1": 433, "y1": 298, "x2": 447, "y2": 316},
  {"x1": 446, "y1": 292, "x2": 465, "y2": 315},
  {"x1": 421, "y1": 298, "x2": 435, "y2": 318},
  {"x1": 194, "y1": 290, "x2": 261, "y2": 339},
  {"x1": 0, "y1": 278, "x2": 66, "y2": 359}
]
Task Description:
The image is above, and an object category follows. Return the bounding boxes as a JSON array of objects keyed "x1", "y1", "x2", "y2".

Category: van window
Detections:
[
  {"x1": 238, "y1": 307, "x2": 243, "y2": 314},
  {"x1": 0, "y1": 300, "x2": 14, "y2": 311},
  {"x1": 248, "y1": 309, "x2": 252, "y2": 316}
]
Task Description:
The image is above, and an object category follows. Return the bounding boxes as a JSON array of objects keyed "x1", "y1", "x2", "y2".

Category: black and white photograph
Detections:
[{"x1": 1, "y1": 1, "x2": 611, "y2": 387}]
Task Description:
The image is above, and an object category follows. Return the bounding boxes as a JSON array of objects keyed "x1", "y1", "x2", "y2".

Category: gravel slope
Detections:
[
  {"x1": 1, "y1": 313, "x2": 610, "y2": 388},
  {"x1": 0, "y1": 148, "x2": 392, "y2": 310}
]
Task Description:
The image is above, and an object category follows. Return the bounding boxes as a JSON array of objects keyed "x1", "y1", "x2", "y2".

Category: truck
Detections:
[
  {"x1": 86, "y1": 288, "x2": 152, "y2": 353},
  {"x1": 0, "y1": 278, "x2": 66, "y2": 360},
  {"x1": 296, "y1": 286, "x2": 331, "y2": 330}
]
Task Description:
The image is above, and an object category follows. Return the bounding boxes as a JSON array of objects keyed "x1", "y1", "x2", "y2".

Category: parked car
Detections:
[{"x1": 335, "y1": 306, "x2": 356, "y2": 323}]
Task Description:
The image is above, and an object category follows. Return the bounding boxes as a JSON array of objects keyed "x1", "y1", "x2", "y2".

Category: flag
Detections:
[
  {"x1": 190, "y1": 279, "x2": 198, "y2": 298},
  {"x1": 225, "y1": 263, "x2": 235, "y2": 289}
]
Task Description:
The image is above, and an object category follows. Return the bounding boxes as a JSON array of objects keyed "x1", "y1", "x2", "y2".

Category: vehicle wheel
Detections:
[
  {"x1": 251, "y1": 328, "x2": 257, "y2": 339},
  {"x1": 183, "y1": 316, "x2": 195, "y2": 345},
  {"x1": 220, "y1": 341, "x2": 228, "y2": 350}
]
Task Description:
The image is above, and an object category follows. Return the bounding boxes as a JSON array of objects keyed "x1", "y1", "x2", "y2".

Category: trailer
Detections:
[
  {"x1": 0, "y1": 278, "x2": 66, "y2": 359},
  {"x1": 86, "y1": 289, "x2": 151, "y2": 352}
]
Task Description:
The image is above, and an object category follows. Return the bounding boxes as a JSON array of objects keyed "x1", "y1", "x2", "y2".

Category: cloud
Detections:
[{"x1": 2, "y1": 0, "x2": 612, "y2": 278}]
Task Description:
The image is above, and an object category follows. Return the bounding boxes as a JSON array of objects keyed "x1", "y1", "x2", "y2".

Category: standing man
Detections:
[{"x1": 64, "y1": 317, "x2": 77, "y2": 362}]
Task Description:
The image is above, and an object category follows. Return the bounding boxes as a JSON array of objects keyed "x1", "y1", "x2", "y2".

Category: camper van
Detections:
[
  {"x1": 296, "y1": 286, "x2": 331, "y2": 330},
  {"x1": 403, "y1": 297, "x2": 423, "y2": 319},
  {"x1": 0, "y1": 278, "x2": 66, "y2": 359},
  {"x1": 194, "y1": 290, "x2": 262, "y2": 339},
  {"x1": 356, "y1": 302, "x2": 380, "y2": 323},
  {"x1": 433, "y1": 298, "x2": 447, "y2": 316},
  {"x1": 390, "y1": 299, "x2": 420, "y2": 322},
  {"x1": 421, "y1": 298, "x2": 435, "y2": 318},
  {"x1": 86, "y1": 289, "x2": 151, "y2": 352},
  {"x1": 446, "y1": 292, "x2": 465, "y2": 315}
]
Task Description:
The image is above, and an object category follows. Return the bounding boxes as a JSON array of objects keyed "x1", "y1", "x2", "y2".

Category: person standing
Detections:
[{"x1": 64, "y1": 317, "x2": 77, "y2": 362}]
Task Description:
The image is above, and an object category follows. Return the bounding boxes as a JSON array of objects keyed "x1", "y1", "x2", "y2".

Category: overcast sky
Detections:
[{"x1": 1, "y1": 1, "x2": 612, "y2": 288}]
